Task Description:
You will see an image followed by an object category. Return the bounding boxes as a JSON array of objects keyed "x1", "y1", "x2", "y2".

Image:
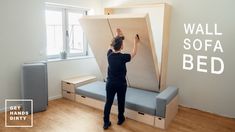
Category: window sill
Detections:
[{"x1": 47, "y1": 55, "x2": 94, "y2": 63}]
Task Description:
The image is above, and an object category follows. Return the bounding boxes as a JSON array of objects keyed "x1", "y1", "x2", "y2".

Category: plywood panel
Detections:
[
  {"x1": 79, "y1": 14, "x2": 160, "y2": 91},
  {"x1": 104, "y1": 5, "x2": 164, "y2": 68},
  {"x1": 79, "y1": 17, "x2": 113, "y2": 79},
  {"x1": 108, "y1": 15, "x2": 159, "y2": 91},
  {"x1": 104, "y1": 4, "x2": 171, "y2": 91},
  {"x1": 159, "y1": 4, "x2": 171, "y2": 91}
]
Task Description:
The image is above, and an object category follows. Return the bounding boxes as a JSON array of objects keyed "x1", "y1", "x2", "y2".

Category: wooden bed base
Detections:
[{"x1": 75, "y1": 94, "x2": 178, "y2": 129}]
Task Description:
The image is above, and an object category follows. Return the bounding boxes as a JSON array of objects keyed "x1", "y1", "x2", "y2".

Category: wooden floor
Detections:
[{"x1": 0, "y1": 98, "x2": 235, "y2": 132}]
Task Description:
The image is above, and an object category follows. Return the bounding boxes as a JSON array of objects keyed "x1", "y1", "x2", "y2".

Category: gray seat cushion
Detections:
[
  {"x1": 125, "y1": 88, "x2": 158, "y2": 115},
  {"x1": 76, "y1": 81, "x2": 107, "y2": 101},
  {"x1": 76, "y1": 81, "x2": 158, "y2": 115}
]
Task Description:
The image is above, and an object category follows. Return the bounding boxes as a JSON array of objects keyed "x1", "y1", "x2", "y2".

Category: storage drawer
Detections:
[
  {"x1": 155, "y1": 116, "x2": 166, "y2": 129},
  {"x1": 75, "y1": 95, "x2": 154, "y2": 126},
  {"x1": 125, "y1": 109, "x2": 155, "y2": 126},
  {"x1": 62, "y1": 81, "x2": 75, "y2": 93},
  {"x1": 76, "y1": 95, "x2": 118, "y2": 114},
  {"x1": 76, "y1": 95, "x2": 104, "y2": 110},
  {"x1": 62, "y1": 90, "x2": 75, "y2": 101}
]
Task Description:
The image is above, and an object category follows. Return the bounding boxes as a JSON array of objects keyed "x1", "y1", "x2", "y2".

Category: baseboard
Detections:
[
  {"x1": 179, "y1": 104, "x2": 235, "y2": 119},
  {"x1": 49, "y1": 95, "x2": 63, "y2": 101}
]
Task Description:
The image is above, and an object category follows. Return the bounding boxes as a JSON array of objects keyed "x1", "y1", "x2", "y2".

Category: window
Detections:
[
  {"x1": 46, "y1": 10, "x2": 63, "y2": 56},
  {"x1": 45, "y1": 6, "x2": 88, "y2": 59}
]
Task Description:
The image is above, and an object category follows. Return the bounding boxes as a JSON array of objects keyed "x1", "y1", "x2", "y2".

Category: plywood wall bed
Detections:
[{"x1": 66, "y1": 3, "x2": 178, "y2": 129}]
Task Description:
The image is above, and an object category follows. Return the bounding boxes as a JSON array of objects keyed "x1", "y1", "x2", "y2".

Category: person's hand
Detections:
[
  {"x1": 116, "y1": 28, "x2": 123, "y2": 37},
  {"x1": 116, "y1": 28, "x2": 125, "y2": 40},
  {"x1": 134, "y1": 34, "x2": 140, "y2": 44}
]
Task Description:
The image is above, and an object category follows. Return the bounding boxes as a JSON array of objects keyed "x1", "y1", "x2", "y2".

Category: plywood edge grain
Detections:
[
  {"x1": 62, "y1": 75, "x2": 97, "y2": 84},
  {"x1": 159, "y1": 4, "x2": 171, "y2": 91}
]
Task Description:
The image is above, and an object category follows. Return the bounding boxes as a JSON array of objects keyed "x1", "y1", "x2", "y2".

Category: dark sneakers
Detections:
[
  {"x1": 103, "y1": 121, "x2": 111, "y2": 130},
  {"x1": 103, "y1": 117, "x2": 125, "y2": 129},
  {"x1": 117, "y1": 117, "x2": 125, "y2": 125}
]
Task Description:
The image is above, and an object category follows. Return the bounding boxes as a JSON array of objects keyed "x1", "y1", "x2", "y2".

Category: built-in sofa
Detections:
[{"x1": 75, "y1": 81, "x2": 178, "y2": 129}]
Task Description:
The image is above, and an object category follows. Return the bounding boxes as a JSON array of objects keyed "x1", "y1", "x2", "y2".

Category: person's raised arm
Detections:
[{"x1": 131, "y1": 34, "x2": 140, "y2": 59}]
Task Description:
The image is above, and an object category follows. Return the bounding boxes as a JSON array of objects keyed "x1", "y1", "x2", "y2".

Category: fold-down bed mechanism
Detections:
[{"x1": 71, "y1": 3, "x2": 177, "y2": 129}]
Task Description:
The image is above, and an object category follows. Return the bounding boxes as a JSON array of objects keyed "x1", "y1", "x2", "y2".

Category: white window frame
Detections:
[{"x1": 46, "y1": 4, "x2": 88, "y2": 59}]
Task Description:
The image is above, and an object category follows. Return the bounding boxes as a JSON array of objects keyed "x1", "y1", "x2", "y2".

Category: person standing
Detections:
[{"x1": 103, "y1": 28, "x2": 140, "y2": 129}]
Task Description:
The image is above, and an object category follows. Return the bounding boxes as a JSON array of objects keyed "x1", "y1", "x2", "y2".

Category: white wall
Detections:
[
  {"x1": 0, "y1": 0, "x2": 47, "y2": 111},
  {"x1": 101, "y1": 0, "x2": 235, "y2": 118},
  {"x1": 166, "y1": 0, "x2": 235, "y2": 118},
  {"x1": 45, "y1": 0, "x2": 103, "y2": 100}
]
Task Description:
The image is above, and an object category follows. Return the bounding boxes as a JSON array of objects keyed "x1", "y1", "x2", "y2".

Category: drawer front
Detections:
[
  {"x1": 76, "y1": 95, "x2": 118, "y2": 114},
  {"x1": 76, "y1": 95, "x2": 118, "y2": 115},
  {"x1": 154, "y1": 117, "x2": 166, "y2": 129},
  {"x1": 125, "y1": 109, "x2": 155, "y2": 126},
  {"x1": 75, "y1": 95, "x2": 155, "y2": 126},
  {"x1": 76, "y1": 95, "x2": 104, "y2": 110},
  {"x1": 62, "y1": 81, "x2": 75, "y2": 93},
  {"x1": 62, "y1": 90, "x2": 75, "y2": 101}
]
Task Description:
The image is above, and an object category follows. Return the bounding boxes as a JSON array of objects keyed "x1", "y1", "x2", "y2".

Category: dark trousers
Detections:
[{"x1": 103, "y1": 81, "x2": 127, "y2": 123}]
